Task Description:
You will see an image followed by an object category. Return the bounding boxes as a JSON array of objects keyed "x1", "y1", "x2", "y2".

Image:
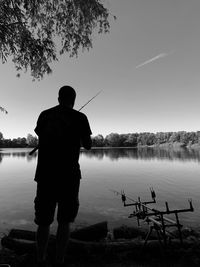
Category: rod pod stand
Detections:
[{"x1": 113, "y1": 188, "x2": 194, "y2": 247}]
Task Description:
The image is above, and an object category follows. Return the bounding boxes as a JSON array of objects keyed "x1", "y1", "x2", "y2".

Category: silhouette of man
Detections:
[{"x1": 34, "y1": 86, "x2": 92, "y2": 266}]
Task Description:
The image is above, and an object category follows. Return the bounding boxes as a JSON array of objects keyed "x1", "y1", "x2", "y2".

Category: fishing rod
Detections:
[
  {"x1": 110, "y1": 188, "x2": 156, "y2": 212},
  {"x1": 111, "y1": 188, "x2": 193, "y2": 217},
  {"x1": 110, "y1": 188, "x2": 158, "y2": 227},
  {"x1": 29, "y1": 90, "x2": 102, "y2": 156},
  {"x1": 79, "y1": 91, "x2": 102, "y2": 111},
  {"x1": 111, "y1": 188, "x2": 194, "y2": 246}
]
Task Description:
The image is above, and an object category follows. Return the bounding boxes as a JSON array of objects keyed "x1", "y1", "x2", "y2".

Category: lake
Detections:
[{"x1": 0, "y1": 147, "x2": 200, "y2": 234}]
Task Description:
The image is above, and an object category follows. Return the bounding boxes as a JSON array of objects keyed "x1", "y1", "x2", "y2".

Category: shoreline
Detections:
[
  {"x1": 89, "y1": 143, "x2": 200, "y2": 150},
  {"x1": 0, "y1": 143, "x2": 200, "y2": 150}
]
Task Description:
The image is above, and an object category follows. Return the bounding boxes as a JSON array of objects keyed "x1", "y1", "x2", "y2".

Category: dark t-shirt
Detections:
[{"x1": 34, "y1": 105, "x2": 92, "y2": 182}]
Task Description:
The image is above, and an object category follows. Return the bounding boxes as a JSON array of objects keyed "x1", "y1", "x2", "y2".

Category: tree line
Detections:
[
  {"x1": 0, "y1": 133, "x2": 38, "y2": 148},
  {"x1": 0, "y1": 131, "x2": 200, "y2": 148},
  {"x1": 92, "y1": 131, "x2": 200, "y2": 147}
]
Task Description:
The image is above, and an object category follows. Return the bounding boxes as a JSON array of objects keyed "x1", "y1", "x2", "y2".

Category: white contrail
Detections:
[{"x1": 135, "y1": 52, "x2": 171, "y2": 69}]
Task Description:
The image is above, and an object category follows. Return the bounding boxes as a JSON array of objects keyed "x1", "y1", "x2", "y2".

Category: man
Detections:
[{"x1": 34, "y1": 86, "x2": 92, "y2": 267}]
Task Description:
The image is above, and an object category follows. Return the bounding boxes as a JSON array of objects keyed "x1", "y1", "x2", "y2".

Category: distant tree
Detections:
[
  {"x1": 11, "y1": 138, "x2": 18, "y2": 147},
  {"x1": 19, "y1": 137, "x2": 27, "y2": 147},
  {"x1": 155, "y1": 132, "x2": 169, "y2": 144},
  {"x1": 124, "y1": 133, "x2": 138, "y2": 147},
  {"x1": 3, "y1": 138, "x2": 12, "y2": 147},
  {"x1": 118, "y1": 134, "x2": 129, "y2": 147},
  {"x1": 0, "y1": 0, "x2": 113, "y2": 79},
  {"x1": 187, "y1": 132, "x2": 196, "y2": 145},
  {"x1": 105, "y1": 133, "x2": 121, "y2": 147},
  {"x1": 0, "y1": 131, "x2": 3, "y2": 147},
  {"x1": 169, "y1": 132, "x2": 177, "y2": 143},
  {"x1": 137, "y1": 133, "x2": 150, "y2": 146},
  {"x1": 92, "y1": 134, "x2": 104, "y2": 147},
  {"x1": 26, "y1": 134, "x2": 38, "y2": 147},
  {"x1": 0, "y1": 132, "x2": 3, "y2": 140},
  {"x1": 179, "y1": 131, "x2": 188, "y2": 146},
  {"x1": 146, "y1": 133, "x2": 156, "y2": 146},
  {"x1": 197, "y1": 131, "x2": 200, "y2": 145},
  {"x1": 10, "y1": 137, "x2": 27, "y2": 147}
]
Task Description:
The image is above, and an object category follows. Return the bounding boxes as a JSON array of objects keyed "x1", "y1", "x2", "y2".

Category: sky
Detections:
[{"x1": 1, "y1": 0, "x2": 200, "y2": 139}]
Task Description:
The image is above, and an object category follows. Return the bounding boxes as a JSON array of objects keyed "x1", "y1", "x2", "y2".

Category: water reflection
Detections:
[
  {"x1": 0, "y1": 147, "x2": 200, "y2": 163},
  {"x1": 82, "y1": 147, "x2": 200, "y2": 162},
  {"x1": 0, "y1": 147, "x2": 200, "y2": 230},
  {"x1": 0, "y1": 149, "x2": 37, "y2": 163}
]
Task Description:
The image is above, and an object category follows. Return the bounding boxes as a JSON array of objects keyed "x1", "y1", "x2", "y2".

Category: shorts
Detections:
[{"x1": 34, "y1": 179, "x2": 80, "y2": 226}]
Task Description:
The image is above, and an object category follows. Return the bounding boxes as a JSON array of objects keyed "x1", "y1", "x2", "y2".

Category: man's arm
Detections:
[
  {"x1": 81, "y1": 134, "x2": 92, "y2": 150},
  {"x1": 29, "y1": 113, "x2": 44, "y2": 155},
  {"x1": 80, "y1": 114, "x2": 92, "y2": 150},
  {"x1": 34, "y1": 111, "x2": 46, "y2": 136}
]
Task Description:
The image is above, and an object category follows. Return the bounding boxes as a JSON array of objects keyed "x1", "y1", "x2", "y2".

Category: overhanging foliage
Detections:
[{"x1": 0, "y1": 0, "x2": 112, "y2": 79}]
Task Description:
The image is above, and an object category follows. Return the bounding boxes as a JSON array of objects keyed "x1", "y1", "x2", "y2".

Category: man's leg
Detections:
[
  {"x1": 55, "y1": 222, "x2": 70, "y2": 264},
  {"x1": 55, "y1": 179, "x2": 80, "y2": 264},
  {"x1": 36, "y1": 225, "x2": 50, "y2": 263},
  {"x1": 34, "y1": 182, "x2": 56, "y2": 263}
]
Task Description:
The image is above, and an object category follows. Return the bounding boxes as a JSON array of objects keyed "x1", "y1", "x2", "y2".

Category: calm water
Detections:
[{"x1": 0, "y1": 147, "x2": 200, "y2": 233}]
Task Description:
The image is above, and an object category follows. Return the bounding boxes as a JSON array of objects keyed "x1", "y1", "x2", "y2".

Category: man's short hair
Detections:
[{"x1": 58, "y1": 86, "x2": 76, "y2": 105}]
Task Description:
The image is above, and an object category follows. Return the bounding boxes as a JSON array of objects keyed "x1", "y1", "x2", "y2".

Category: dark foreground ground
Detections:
[
  {"x1": 0, "y1": 249, "x2": 200, "y2": 267},
  {"x1": 1, "y1": 240, "x2": 200, "y2": 267},
  {"x1": 1, "y1": 226, "x2": 200, "y2": 267},
  {"x1": 1, "y1": 245, "x2": 200, "y2": 267}
]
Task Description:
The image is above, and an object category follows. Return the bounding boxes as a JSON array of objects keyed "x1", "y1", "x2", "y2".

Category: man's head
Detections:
[{"x1": 58, "y1": 86, "x2": 76, "y2": 107}]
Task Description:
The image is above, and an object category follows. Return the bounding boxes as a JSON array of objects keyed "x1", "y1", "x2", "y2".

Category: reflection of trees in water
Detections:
[
  {"x1": 104, "y1": 149, "x2": 138, "y2": 160},
  {"x1": 82, "y1": 148, "x2": 140, "y2": 160},
  {"x1": 82, "y1": 148, "x2": 200, "y2": 162},
  {"x1": 27, "y1": 152, "x2": 37, "y2": 161},
  {"x1": 0, "y1": 151, "x2": 37, "y2": 164},
  {"x1": 1, "y1": 148, "x2": 200, "y2": 163},
  {"x1": 81, "y1": 149, "x2": 104, "y2": 160}
]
